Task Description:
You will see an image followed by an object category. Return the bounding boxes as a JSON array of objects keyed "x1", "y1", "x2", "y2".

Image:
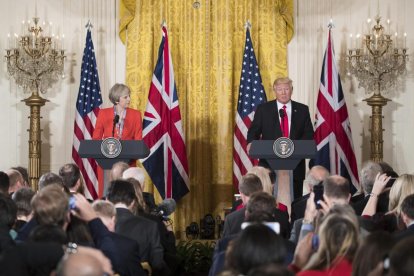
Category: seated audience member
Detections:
[
  {"x1": 28, "y1": 224, "x2": 68, "y2": 244},
  {"x1": 394, "y1": 193, "x2": 414, "y2": 241},
  {"x1": 38, "y1": 172, "x2": 67, "y2": 192},
  {"x1": 290, "y1": 165, "x2": 329, "y2": 222},
  {"x1": 107, "y1": 180, "x2": 168, "y2": 275},
  {"x1": 92, "y1": 200, "x2": 146, "y2": 276},
  {"x1": 209, "y1": 192, "x2": 292, "y2": 276},
  {"x1": 59, "y1": 163, "x2": 85, "y2": 195},
  {"x1": 0, "y1": 194, "x2": 17, "y2": 254},
  {"x1": 31, "y1": 184, "x2": 71, "y2": 228},
  {"x1": 291, "y1": 205, "x2": 359, "y2": 275},
  {"x1": 0, "y1": 242, "x2": 113, "y2": 276},
  {"x1": 110, "y1": 161, "x2": 130, "y2": 182},
  {"x1": 11, "y1": 187, "x2": 35, "y2": 231},
  {"x1": 362, "y1": 174, "x2": 414, "y2": 233},
  {"x1": 291, "y1": 175, "x2": 351, "y2": 245},
  {"x1": 223, "y1": 224, "x2": 287, "y2": 276},
  {"x1": 11, "y1": 166, "x2": 29, "y2": 188},
  {"x1": 56, "y1": 251, "x2": 107, "y2": 276},
  {"x1": 247, "y1": 263, "x2": 294, "y2": 276},
  {"x1": 6, "y1": 169, "x2": 25, "y2": 196},
  {"x1": 123, "y1": 167, "x2": 156, "y2": 211},
  {"x1": 352, "y1": 231, "x2": 393, "y2": 276},
  {"x1": 222, "y1": 173, "x2": 263, "y2": 237},
  {"x1": 351, "y1": 161, "x2": 383, "y2": 215},
  {"x1": 248, "y1": 166, "x2": 273, "y2": 196},
  {"x1": 388, "y1": 236, "x2": 414, "y2": 276},
  {"x1": 124, "y1": 176, "x2": 178, "y2": 273},
  {"x1": 0, "y1": 171, "x2": 10, "y2": 196}
]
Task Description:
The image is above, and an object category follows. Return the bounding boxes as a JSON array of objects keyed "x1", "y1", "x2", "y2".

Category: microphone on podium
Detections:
[{"x1": 112, "y1": 114, "x2": 119, "y2": 137}]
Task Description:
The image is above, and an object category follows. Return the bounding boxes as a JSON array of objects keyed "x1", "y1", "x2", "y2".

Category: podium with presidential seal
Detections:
[
  {"x1": 249, "y1": 138, "x2": 316, "y2": 212},
  {"x1": 78, "y1": 139, "x2": 149, "y2": 170},
  {"x1": 249, "y1": 138, "x2": 316, "y2": 171}
]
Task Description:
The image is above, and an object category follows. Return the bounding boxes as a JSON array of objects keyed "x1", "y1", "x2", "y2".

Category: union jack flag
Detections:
[
  {"x1": 314, "y1": 29, "x2": 359, "y2": 192},
  {"x1": 141, "y1": 26, "x2": 190, "y2": 201},
  {"x1": 233, "y1": 28, "x2": 267, "y2": 188},
  {"x1": 72, "y1": 28, "x2": 102, "y2": 199}
]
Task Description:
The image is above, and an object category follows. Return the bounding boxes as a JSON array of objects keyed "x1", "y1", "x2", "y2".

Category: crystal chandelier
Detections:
[
  {"x1": 5, "y1": 17, "x2": 65, "y2": 94},
  {"x1": 347, "y1": 15, "x2": 408, "y2": 96},
  {"x1": 4, "y1": 15, "x2": 65, "y2": 190},
  {"x1": 346, "y1": 9, "x2": 408, "y2": 162}
]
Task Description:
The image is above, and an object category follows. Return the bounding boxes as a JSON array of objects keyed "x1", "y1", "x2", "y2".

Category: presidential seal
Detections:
[
  {"x1": 273, "y1": 137, "x2": 294, "y2": 158},
  {"x1": 101, "y1": 137, "x2": 122, "y2": 158}
]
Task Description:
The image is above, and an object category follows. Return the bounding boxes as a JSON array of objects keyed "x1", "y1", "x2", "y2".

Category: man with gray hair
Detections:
[
  {"x1": 351, "y1": 161, "x2": 390, "y2": 215},
  {"x1": 290, "y1": 165, "x2": 329, "y2": 222}
]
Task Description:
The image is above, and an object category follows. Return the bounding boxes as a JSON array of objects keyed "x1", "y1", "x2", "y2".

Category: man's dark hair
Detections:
[
  {"x1": 11, "y1": 166, "x2": 29, "y2": 186},
  {"x1": 239, "y1": 173, "x2": 263, "y2": 196},
  {"x1": 246, "y1": 192, "x2": 275, "y2": 223},
  {"x1": 59, "y1": 163, "x2": 80, "y2": 189},
  {"x1": 107, "y1": 180, "x2": 136, "y2": 206},
  {"x1": 401, "y1": 194, "x2": 414, "y2": 220},
  {"x1": 323, "y1": 175, "x2": 350, "y2": 200},
  {"x1": 0, "y1": 194, "x2": 17, "y2": 229},
  {"x1": 226, "y1": 224, "x2": 286, "y2": 275},
  {"x1": 12, "y1": 187, "x2": 35, "y2": 217},
  {"x1": 38, "y1": 172, "x2": 64, "y2": 190},
  {"x1": 0, "y1": 171, "x2": 10, "y2": 195}
]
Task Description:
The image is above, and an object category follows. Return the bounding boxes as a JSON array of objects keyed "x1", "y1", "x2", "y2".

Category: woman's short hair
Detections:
[{"x1": 109, "y1": 83, "x2": 130, "y2": 105}]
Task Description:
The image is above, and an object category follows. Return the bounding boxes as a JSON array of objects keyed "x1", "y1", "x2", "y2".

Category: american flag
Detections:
[
  {"x1": 141, "y1": 26, "x2": 190, "y2": 201},
  {"x1": 233, "y1": 28, "x2": 267, "y2": 187},
  {"x1": 314, "y1": 29, "x2": 359, "y2": 192},
  {"x1": 72, "y1": 29, "x2": 103, "y2": 199}
]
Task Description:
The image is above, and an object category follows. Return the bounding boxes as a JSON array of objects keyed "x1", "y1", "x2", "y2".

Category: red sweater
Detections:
[{"x1": 297, "y1": 258, "x2": 353, "y2": 276}]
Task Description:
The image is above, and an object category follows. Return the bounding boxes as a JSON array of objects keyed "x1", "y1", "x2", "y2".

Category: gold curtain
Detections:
[{"x1": 120, "y1": 0, "x2": 293, "y2": 237}]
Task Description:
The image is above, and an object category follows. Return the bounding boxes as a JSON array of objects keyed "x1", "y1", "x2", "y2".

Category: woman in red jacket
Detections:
[{"x1": 93, "y1": 83, "x2": 142, "y2": 140}]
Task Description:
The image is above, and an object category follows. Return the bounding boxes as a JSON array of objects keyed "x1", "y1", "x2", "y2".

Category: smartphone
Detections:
[
  {"x1": 69, "y1": 196, "x2": 77, "y2": 210},
  {"x1": 313, "y1": 183, "x2": 324, "y2": 209},
  {"x1": 241, "y1": 222, "x2": 280, "y2": 234}
]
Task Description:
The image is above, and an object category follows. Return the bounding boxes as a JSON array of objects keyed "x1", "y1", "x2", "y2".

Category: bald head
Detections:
[
  {"x1": 57, "y1": 252, "x2": 104, "y2": 276},
  {"x1": 323, "y1": 175, "x2": 350, "y2": 202},
  {"x1": 305, "y1": 165, "x2": 330, "y2": 190}
]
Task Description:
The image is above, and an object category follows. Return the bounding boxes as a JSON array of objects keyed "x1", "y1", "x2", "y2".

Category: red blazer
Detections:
[{"x1": 92, "y1": 107, "x2": 142, "y2": 140}]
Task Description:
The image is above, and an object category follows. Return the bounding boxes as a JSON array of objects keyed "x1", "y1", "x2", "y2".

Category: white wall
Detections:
[
  {"x1": 289, "y1": 0, "x2": 414, "y2": 176},
  {"x1": 0, "y1": 0, "x2": 125, "y2": 173}
]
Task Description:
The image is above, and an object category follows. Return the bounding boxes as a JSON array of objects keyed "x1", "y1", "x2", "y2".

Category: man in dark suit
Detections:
[
  {"x1": 107, "y1": 180, "x2": 168, "y2": 275},
  {"x1": 247, "y1": 77, "x2": 314, "y2": 200},
  {"x1": 210, "y1": 192, "x2": 293, "y2": 276},
  {"x1": 394, "y1": 194, "x2": 414, "y2": 242},
  {"x1": 92, "y1": 200, "x2": 146, "y2": 276},
  {"x1": 222, "y1": 174, "x2": 290, "y2": 239},
  {"x1": 290, "y1": 165, "x2": 329, "y2": 222}
]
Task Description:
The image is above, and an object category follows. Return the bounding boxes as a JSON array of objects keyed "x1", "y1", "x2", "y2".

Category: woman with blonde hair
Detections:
[
  {"x1": 247, "y1": 166, "x2": 273, "y2": 195},
  {"x1": 291, "y1": 205, "x2": 359, "y2": 275},
  {"x1": 388, "y1": 174, "x2": 414, "y2": 214}
]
